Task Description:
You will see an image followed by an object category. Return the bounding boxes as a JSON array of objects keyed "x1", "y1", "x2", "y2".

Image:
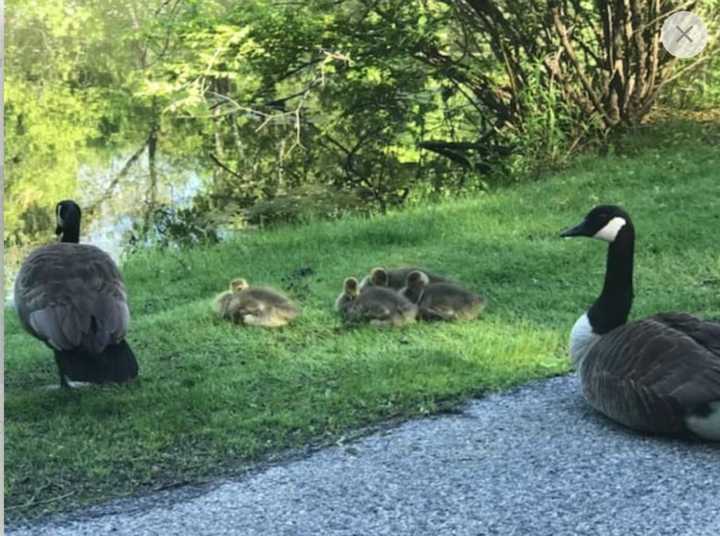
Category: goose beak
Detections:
[{"x1": 560, "y1": 220, "x2": 591, "y2": 238}]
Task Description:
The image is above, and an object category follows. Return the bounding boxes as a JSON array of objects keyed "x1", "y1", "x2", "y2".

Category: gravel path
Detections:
[{"x1": 7, "y1": 375, "x2": 720, "y2": 536}]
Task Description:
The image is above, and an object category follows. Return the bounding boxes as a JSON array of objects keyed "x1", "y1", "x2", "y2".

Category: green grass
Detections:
[{"x1": 5, "y1": 119, "x2": 720, "y2": 519}]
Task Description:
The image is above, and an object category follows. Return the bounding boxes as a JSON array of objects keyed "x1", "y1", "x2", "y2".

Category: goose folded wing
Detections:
[
  {"x1": 234, "y1": 297, "x2": 266, "y2": 316},
  {"x1": 651, "y1": 312, "x2": 720, "y2": 356},
  {"x1": 18, "y1": 250, "x2": 129, "y2": 354},
  {"x1": 28, "y1": 305, "x2": 84, "y2": 351},
  {"x1": 359, "y1": 302, "x2": 392, "y2": 320},
  {"x1": 87, "y1": 290, "x2": 130, "y2": 351},
  {"x1": 583, "y1": 317, "x2": 720, "y2": 433},
  {"x1": 648, "y1": 314, "x2": 720, "y2": 408},
  {"x1": 26, "y1": 288, "x2": 129, "y2": 354},
  {"x1": 421, "y1": 305, "x2": 455, "y2": 321}
]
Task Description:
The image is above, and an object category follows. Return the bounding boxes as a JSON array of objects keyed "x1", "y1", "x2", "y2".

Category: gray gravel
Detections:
[{"x1": 7, "y1": 375, "x2": 720, "y2": 536}]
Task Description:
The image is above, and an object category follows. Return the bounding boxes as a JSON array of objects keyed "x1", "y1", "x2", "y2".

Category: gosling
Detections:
[
  {"x1": 215, "y1": 278, "x2": 300, "y2": 328},
  {"x1": 401, "y1": 271, "x2": 485, "y2": 321},
  {"x1": 336, "y1": 277, "x2": 417, "y2": 327},
  {"x1": 359, "y1": 266, "x2": 448, "y2": 292}
]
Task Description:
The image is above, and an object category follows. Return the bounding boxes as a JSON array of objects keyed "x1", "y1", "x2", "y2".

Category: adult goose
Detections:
[
  {"x1": 14, "y1": 200, "x2": 139, "y2": 388},
  {"x1": 561, "y1": 205, "x2": 720, "y2": 440}
]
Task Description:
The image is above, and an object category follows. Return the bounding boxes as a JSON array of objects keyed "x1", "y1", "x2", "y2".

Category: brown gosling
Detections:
[
  {"x1": 215, "y1": 278, "x2": 300, "y2": 328},
  {"x1": 358, "y1": 266, "x2": 449, "y2": 292},
  {"x1": 336, "y1": 277, "x2": 417, "y2": 327},
  {"x1": 401, "y1": 271, "x2": 486, "y2": 321}
]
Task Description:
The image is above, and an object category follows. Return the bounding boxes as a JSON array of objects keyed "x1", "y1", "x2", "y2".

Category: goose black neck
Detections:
[
  {"x1": 60, "y1": 224, "x2": 81, "y2": 243},
  {"x1": 587, "y1": 225, "x2": 635, "y2": 334}
]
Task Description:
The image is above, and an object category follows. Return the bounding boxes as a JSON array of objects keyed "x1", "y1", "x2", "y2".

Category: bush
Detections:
[{"x1": 127, "y1": 204, "x2": 221, "y2": 249}]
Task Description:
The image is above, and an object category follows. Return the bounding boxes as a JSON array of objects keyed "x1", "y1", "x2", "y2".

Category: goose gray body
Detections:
[
  {"x1": 14, "y1": 200, "x2": 139, "y2": 387},
  {"x1": 15, "y1": 243, "x2": 130, "y2": 353},
  {"x1": 563, "y1": 205, "x2": 720, "y2": 441},
  {"x1": 575, "y1": 312, "x2": 720, "y2": 437}
]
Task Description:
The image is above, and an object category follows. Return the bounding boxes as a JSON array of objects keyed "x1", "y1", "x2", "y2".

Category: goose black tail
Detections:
[{"x1": 54, "y1": 340, "x2": 139, "y2": 385}]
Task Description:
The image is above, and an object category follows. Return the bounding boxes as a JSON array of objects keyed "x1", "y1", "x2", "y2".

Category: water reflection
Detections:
[{"x1": 4, "y1": 149, "x2": 206, "y2": 306}]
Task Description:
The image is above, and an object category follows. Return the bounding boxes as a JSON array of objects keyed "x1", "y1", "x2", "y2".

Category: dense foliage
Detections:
[{"x1": 5, "y1": 0, "x2": 720, "y2": 244}]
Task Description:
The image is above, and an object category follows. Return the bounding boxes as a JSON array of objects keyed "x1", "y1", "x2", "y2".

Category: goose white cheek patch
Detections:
[{"x1": 593, "y1": 217, "x2": 627, "y2": 242}]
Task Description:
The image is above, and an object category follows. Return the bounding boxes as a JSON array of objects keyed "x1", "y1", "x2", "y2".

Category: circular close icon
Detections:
[{"x1": 661, "y1": 11, "x2": 708, "y2": 59}]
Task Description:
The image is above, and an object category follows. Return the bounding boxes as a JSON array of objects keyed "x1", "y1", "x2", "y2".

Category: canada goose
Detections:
[
  {"x1": 359, "y1": 266, "x2": 448, "y2": 292},
  {"x1": 13, "y1": 200, "x2": 139, "y2": 388},
  {"x1": 215, "y1": 278, "x2": 300, "y2": 328},
  {"x1": 401, "y1": 271, "x2": 486, "y2": 321},
  {"x1": 561, "y1": 205, "x2": 720, "y2": 441},
  {"x1": 336, "y1": 277, "x2": 417, "y2": 327}
]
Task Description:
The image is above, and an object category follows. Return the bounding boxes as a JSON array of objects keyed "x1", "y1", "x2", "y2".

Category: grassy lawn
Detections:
[{"x1": 4, "y1": 119, "x2": 720, "y2": 519}]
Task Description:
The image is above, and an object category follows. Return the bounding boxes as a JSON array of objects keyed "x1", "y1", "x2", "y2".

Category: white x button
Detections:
[{"x1": 662, "y1": 12, "x2": 709, "y2": 58}]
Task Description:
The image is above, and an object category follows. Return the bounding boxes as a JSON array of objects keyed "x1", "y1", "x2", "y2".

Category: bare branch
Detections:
[
  {"x1": 87, "y1": 127, "x2": 157, "y2": 213},
  {"x1": 552, "y1": 7, "x2": 615, "y2": 127},
  {"x1": 209, "y1": 153, "x2": 243, "y2": 180}
]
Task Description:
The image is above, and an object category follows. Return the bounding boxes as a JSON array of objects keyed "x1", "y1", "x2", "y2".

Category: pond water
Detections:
[{"x1": 4, "y1": 148, "x2": 208, "y2": 306}]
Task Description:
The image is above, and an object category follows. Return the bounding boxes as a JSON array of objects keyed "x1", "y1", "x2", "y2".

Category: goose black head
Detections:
[
  {"x1": 560, "y1": 205, "x2": 632, "y2": 243},
  {"x1": 55, "y1": 200, "x2": 82, "y2": 243}
]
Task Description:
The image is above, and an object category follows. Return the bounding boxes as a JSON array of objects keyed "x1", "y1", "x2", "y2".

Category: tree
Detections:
[
  {"x1": 3, "y1": 0, "x2": 197, "y2": 245},
  {"x1": 151, "y1": 0, "x2": 717, "y2": 220}
]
